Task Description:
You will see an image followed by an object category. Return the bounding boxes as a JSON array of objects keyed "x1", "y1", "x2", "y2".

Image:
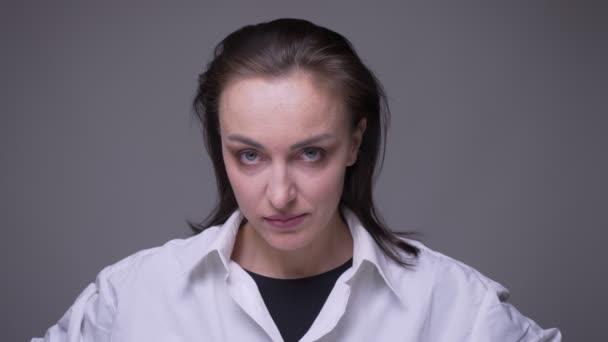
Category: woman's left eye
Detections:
[{"x1": 299, "y1": 148, "x2": 323, "y2": 161}]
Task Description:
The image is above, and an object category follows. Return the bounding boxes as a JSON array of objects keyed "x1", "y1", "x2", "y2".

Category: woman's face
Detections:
[{"x1": 219, "y1": 71, "x2": 365, "y2": 252}]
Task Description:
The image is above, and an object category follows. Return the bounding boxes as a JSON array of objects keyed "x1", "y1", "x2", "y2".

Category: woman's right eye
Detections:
[{"x1": 238, "y1": 150, "x2": 260, "y2": 164}]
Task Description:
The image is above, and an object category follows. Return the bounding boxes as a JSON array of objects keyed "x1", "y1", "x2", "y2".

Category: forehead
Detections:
[{"x1": 218, "y1": 71, "x2": 349, "y2": 142}]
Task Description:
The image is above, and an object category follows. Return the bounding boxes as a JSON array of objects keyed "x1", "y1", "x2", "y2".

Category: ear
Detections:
[{"x1": 347, "y1": 117, "x2": 367, "y2": 166}]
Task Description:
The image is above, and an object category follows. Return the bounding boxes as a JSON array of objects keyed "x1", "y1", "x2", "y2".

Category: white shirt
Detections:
[{"x1": 33, "y1": 208, "x2": 561, "y2": 341}]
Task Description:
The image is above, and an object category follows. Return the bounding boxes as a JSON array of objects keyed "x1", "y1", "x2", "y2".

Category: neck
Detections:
[{"x1": 232, "y1": 211, "x2": 353, "y2": 279}]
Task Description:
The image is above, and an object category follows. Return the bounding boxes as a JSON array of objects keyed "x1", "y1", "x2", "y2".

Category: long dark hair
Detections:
[{"x1": 191, "y1": 18, "x2": 419, "y2": 267}]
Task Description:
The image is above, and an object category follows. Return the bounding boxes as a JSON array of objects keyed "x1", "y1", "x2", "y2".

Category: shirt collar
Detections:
[
  {"x1": 176, "y1": 210, "x2": 244, "y2": 277},
  {"x1": 177, "y1": 207, "x2": 403, "y2": 302},
  {"x1": 341, "y1": 207, "x2": 403, "y2": 302}
]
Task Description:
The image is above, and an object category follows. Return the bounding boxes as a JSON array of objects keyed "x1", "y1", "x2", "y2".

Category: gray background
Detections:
[{"x1": 2, "y1": 1, "x2": 606, "y2": 341}]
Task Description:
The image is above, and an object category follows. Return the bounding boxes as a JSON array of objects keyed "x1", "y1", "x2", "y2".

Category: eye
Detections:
[
  {"x1": 238, "y1": 150, "x2": 260, "y2": 164},
  {"x1": 299, "y1": 148, "x2": 323, "y2": 162}
]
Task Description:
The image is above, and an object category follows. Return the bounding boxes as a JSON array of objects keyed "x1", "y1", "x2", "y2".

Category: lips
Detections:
[
  {"x1": 263, "y1": 213, "x2": 307, "y2": 229},
  {"x1": 265, "y1": 214, "x2": 306, "y2": 221}
]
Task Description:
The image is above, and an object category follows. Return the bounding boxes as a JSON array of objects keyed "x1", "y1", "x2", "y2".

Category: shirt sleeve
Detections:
[
  {"x1": 471, "y1": 282, "x2": 562, "y2": 342},
  {"x1": 31, "y1": 265, "x2": 118, "y2": 342}
]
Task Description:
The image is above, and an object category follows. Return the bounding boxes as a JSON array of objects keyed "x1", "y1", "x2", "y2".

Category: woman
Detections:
[{"x1": 34, "y1": 18, "x2": 561, "y2": 341}]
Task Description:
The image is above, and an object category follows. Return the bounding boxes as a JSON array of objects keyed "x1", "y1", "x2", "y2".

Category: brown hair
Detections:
[{"x1": 191, "y1": 18, "x2": 419, "y2": 267}]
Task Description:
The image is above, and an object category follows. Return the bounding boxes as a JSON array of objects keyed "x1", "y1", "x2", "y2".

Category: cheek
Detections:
[
  {"x1": 223, "y1": 157, "x2": 264, "y2": 208},
  {"x1": 300, "y1": 163, "x2": 346, "y2": 203}
]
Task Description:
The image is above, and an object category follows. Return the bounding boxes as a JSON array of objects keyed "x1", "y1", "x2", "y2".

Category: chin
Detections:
[
  {"x1": 245, "y1": 213, "x2": 325, "y2": 252},
  {"x1": 260, "y1": 226, "x2": 316, "y2": 252}
]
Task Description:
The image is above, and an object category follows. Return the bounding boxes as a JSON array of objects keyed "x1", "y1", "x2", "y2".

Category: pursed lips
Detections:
[{"x1": 264, "y1": 213, "x2": 306, "y2": 221}]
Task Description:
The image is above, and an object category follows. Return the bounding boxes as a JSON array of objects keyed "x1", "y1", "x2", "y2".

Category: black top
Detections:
[{"x1": 245, "y1": 259, "x2": 353, "y2": 342}]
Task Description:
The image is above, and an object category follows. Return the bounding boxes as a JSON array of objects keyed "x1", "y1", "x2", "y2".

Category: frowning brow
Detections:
[{"x1": 226, "y1": 133, "x2": 334, "y2": 151}]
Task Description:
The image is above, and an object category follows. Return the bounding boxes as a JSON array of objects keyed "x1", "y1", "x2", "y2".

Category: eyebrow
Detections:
[{"x1": 226, "y1": 133, "x2": 334, "y2": 151}]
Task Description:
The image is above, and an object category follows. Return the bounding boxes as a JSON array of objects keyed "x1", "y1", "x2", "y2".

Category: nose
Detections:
[{"x1": 266, "y1": 163, "x2": 296, "y2": 210}]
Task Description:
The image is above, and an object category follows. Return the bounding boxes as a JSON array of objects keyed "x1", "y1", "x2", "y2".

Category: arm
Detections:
[
  {"x1": 32, "y1": 266, "x2": 117, "y2": 342},
  {"x1": 471, "y1": 284, "x2": 562, "y2": 342}
]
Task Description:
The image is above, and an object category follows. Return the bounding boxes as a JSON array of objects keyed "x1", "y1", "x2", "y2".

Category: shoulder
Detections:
[
  {"x1": 383, "y1": 239, "x2": 509, "y2": 330},
  {"x1": 412, "y1": 239, "x2": 508, "y2": 295},
  {"x1": 393, "y1": 239, "x2": 507, "y2": 296},
  {"x1": 97, "y1": 225, "x2": 223, "y2": 288},
  {"x1": 391, "y1": 239, "x2": 561, "y2": 341},
  {"x1": 33, "y1": 227, "x2": 226, "y2": 340},
  {"x1": 391, "y1": 239, "x2": 510, "y2": 327}
]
